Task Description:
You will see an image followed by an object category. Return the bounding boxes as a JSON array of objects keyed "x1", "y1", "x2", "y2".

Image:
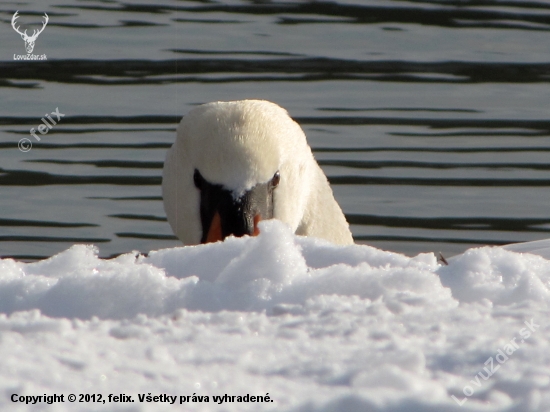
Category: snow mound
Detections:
[
  {"x1": 439, "y1": 247, "x2": 550, "y2": 304},
  {"x1": 0, "y1": 221, "x2": 447, "y2": 319},
  {"x1": 0, "y1": 220, "x2": 549, "y2": 411}
]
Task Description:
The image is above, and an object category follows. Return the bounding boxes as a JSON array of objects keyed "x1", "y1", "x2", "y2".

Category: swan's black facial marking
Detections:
[{"x1": 194, "y1": 169, "x2": 279, "y2": 243}]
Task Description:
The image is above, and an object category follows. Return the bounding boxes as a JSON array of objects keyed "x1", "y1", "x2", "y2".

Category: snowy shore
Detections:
[{"x1": 1, "y1": 220, "x2": 549, "y2": 411}]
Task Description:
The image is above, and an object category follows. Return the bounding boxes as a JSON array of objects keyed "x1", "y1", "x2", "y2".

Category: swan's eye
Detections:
[
  {"x1": 193, "y1": 169, "x2": 203, "y2": 189},
  {"x1": 271, "y1": 171, "x2": 280, "y2": 188}
]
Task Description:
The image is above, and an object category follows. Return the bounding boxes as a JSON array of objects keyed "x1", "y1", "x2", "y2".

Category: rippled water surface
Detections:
[{"x1": 1, "y1": 0, "x2": 550, "y2": 260}]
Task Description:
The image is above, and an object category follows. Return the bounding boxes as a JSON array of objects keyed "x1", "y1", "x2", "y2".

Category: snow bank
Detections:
[
  {"x1": 440, "y1": 247, "x2": 550, "y2": 305},
  {"x1": 0, "y1": 220, "x2": 549, "y2": 411}
]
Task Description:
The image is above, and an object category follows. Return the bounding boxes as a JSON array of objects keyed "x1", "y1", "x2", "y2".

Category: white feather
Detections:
[{"x1": 162, "y1": 100, "x2": 353, "y2": 245}]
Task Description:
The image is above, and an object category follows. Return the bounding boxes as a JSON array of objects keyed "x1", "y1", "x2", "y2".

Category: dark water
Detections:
[{"x1": 1, "y1": 0, "x2": 550, "y2": 260}]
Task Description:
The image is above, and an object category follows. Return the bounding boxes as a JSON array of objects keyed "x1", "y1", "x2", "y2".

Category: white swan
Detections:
[{"x1": 162, "y1": 99, "x2": 354, "y2": 246}]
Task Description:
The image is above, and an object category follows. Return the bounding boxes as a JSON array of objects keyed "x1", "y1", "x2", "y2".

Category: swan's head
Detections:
[{"x1": 162, "y1": 100, "x2": 314, "y2": 245}]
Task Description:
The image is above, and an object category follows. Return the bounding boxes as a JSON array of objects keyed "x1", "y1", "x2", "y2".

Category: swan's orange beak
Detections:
[
  {"x1": 205, "y1": 212, "x2": 223, "y2": 243},
  {"x1": 253, "y1": 214, "x2": 261, "y2": 236},
  {"x1": 205, "y1": 212, "x2": 262, "y2": 243}
]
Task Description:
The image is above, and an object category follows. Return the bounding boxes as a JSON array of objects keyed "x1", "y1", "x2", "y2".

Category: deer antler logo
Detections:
[{"x1": 11, "y1": 11, "x2": 49, "y2": 54}]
